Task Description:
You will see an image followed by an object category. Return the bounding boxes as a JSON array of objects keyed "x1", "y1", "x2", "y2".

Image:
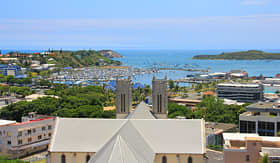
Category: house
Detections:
[{"x1": 223, "y1": 133, "x2": 280, "y2": 163}]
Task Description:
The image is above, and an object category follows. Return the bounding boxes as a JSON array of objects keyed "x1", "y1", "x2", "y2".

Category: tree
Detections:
[
  {"x1": 259, "y1": 154, "x2": 268, "y2": 163},
  {"x1": 168, "y1": 80, "x2": 175, "y2": 89}
]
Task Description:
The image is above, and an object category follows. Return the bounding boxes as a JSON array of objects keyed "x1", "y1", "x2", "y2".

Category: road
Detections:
[{"x1": 207, "y1": 149, "x2": 224, "y2": 163}]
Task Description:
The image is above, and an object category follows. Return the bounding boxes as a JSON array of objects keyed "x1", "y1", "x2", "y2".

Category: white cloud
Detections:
[
  {"x1": 0, "y1": 14, "x2": 280, "y2": 49},
  {"x1": 241, "y1": 0, "x2": 268, "y2": 6}
]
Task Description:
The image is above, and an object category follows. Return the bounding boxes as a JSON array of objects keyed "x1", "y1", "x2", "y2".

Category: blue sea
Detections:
[
  {"x1": 115, "y1": 49, "x2": 280, "y2": 85},
  {"x1": 2, "y1": 49, "x2": 280, "y2": 92}
]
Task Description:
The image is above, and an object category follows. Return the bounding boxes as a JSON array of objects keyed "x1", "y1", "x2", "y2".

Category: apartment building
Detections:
[
  {"x1": 217, "y1": 83, "x2": 264, "y2": 103},
  {"x1": 0, "y1": 113, "x2": 55, "y2": 158},
  {"x1": 223, "y1": 133, "x2": 280, "y2": 163},
  {"x1": 239, "y1": 101, "x2": 280, "y2": 136}
]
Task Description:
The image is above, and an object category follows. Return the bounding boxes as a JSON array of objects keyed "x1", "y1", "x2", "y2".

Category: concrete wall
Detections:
[
  {"x1": 49, "y1": 152, "x2": 205, "y2": 163},
  {"x1": 154, "y1": 153, "x2": 205, "y2": 163},
  {"x1": 152, "y1": 77, "x2": 168, "y2": 118},
  {"x1": 50, "y1": 152, "x2": 95, "y2": 163},
  {"x1": 224, "y1": 140, "x2": 262, "y2": 163}
]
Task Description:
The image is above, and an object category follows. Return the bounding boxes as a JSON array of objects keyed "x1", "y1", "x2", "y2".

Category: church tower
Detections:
[
  {"x1": 116, "y1": 76, "x2": 132, "y2": 119},
  {"x1": 152, "y1": 75, "x2": 168, "y2": 119}
]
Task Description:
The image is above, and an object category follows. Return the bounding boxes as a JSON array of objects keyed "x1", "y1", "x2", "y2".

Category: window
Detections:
[
  {"x1": 18, "y1": 131, "x2": 22, "y2": 136},
  {"x1": 42, "y1": 126, "x2": 46, "y2": 131},
  {"x1": 7, "y1": 141, "x2": 11, "y2": 145},
  {"x1": 32, "y1": 128, "x2": 36, "y2": 133},
  {"x1": 162, "y1": 156, "x2": 167, "y2": 163},
  {"x1": 0, "y1": 131, "x2": 2, "y2": 136},
  {"x1": 48, "y1": 133, "x2": 51, "y2": 137},
  {"x1": 176, "y1": 154, "x2": 180, "y2": 163},
  {"x1": 188, "y1": 157, "x2": 193, "y2": 163},
  {"x1": 27, "y1": 129, "x2": 31, "y2": 135},
  {"x1": 86, "y1": 155, "x2": 91, "y2": 162},
  {"x1": 38, "y1": 135, "x2": 42, "y2": 140},
  {"x1": 28, "y1": 138, "x2": 32, "y2": 143},
  {"x1": 48, "y1": 125, "x2": 52, "y2": 130},
  {"x1": 61, "y1": 154, "x2": 66, "y2": 163},
  {"x1": 18, "y1": 139, "x2": 22, "y2": 145},
  {"x1": 246, "y1": 155, "x2": 250, "y2": 162}
]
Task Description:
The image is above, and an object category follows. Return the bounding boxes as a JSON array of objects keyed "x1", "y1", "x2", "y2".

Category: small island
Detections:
[{"x1": 192, "y1": 50, "x2": 280, "y2": 60}]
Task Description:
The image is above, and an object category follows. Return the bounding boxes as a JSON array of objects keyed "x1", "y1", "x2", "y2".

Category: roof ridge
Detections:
[{"x1": 127, "y1": 120, "x2": 156, "y2": 153}]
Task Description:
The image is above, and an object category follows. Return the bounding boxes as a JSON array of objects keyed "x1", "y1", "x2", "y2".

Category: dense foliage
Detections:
[
  {"x1": 168, "y1": 96, "x2": 248, "y2": 124},
  {"x1": 193, "y1": 50, "x2": 280, "y2": 60},
  {"x1": 0, "y1": 85, "x2": 34, "y2": 97},
  {"x1": 0, "y1": 156, "x2": 29, "y2": 163},
  {"x1": 3, "y1": 50, "x2": 121, "y2": 68},
  {"x1": 0, "y1": 85, "x2": 116, "y2": 121},
  {"x1": 52, "y1": 50, "x2": 121, "y2": 68},
  {"x1": 0, "y1": 75, "x2": 32, "y2": 85},
  {"x1": 132, "y1": 85, "x2": 152, "y2": 104}
]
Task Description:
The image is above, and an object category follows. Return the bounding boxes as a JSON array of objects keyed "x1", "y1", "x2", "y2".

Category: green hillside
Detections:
[
  {"x1": 192, "y1": 50, "x2": 280, "y2": 60},
  {"x1": 50, "y1": 50, "x2": 121, "y2": 68}
]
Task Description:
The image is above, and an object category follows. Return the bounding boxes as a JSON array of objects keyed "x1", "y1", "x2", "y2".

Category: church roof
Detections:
[
  {"x1": 127, "y1": 102, "x2": 156, "y2": 119},
  {"x1": 49, "y1": 118, "x2": 205, "y2": 156},
  {"x1": 88, "y1": 120, "x2": 155, "y2": 163}
]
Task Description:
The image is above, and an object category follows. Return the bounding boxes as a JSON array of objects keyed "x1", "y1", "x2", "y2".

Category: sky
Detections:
[{"x1": 0, "y1": 0, "x2": 280, "y2": 50}]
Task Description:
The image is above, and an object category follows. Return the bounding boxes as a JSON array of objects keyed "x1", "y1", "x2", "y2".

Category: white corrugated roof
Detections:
[
  {"x1": 49, "y1": 118, "x2": 126, "y2": 152},
  {"x1": 0, "y1": 119, "x2": 16, "y2": 126},
  {"x1": 223, "y1": 133, "x2": 259, "y2": 141},
  {"x1": 218, "y1": 83, "x2": 259, "y2": 87},
  {"x1": 50, "y1": 118, "x2": 205, "y2": 155}
]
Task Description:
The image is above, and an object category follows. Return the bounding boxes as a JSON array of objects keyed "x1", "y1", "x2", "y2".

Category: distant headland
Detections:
[{"x1": 192, "y1": 50, "x2": 280, "y2": 60}]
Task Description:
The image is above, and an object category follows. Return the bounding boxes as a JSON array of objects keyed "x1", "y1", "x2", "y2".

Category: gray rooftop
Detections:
[
  {"x1": 247, "y1": 102, "x2": 280, "y2": 113},
  {"x1": 50, "y1": 118, "x2": 205, "y2": 158},
  {"x1": 262, "y1": 147, "x2": 280, "y2": 157},
  {"x1": 126, "y1": 102, "x2": 156, "y2": 119}
]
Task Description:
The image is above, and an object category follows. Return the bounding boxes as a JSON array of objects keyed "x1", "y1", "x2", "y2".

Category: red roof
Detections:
[
  {"x1": 10, "y1": 117, "x2": 53, "y2": 126},
  {"x1": 203, "y1": 91, "x2": 215, "y2": 95}
]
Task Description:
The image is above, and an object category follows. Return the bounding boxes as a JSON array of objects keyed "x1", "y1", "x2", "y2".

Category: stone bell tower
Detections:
[
  {"x1": 152, "y1": 75, "x2": 168, "y2": 119},
  {"x1": 116, "y1": 76, "x2": 132, "y2": 119}
]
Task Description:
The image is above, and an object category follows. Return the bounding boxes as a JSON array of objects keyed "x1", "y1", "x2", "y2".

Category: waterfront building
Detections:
[
  {"x1": 0, "y1": 112, "x2": 55, "y2": 158},
  {"x1": 223, "y1": 133, "x2": 280, "y2": 163},
  {"x1": 217, "y1": 83, "x2": 264, "y2": 103},
  {"x1": 239, "y1": 100, "x2": 280, "y2": 136}
]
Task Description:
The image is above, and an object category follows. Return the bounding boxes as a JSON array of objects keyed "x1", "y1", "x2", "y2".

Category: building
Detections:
[
  {"x1": 48, "y1": 78, "x2": 206, "y2": 163},
  {"x1": 0, "y1": 113, "x2": 55, "y2": 158},
  {"x1": 0, "y1": 65, "x2": 22, "y2": 77},
  {"x1": 223, "y1": 133, "x2": 280, "y2": 163},
  {"x1": 116, "y1": 76, "x2": 168, "y2": 119},
  {"x1": 115, "y1": 76, "x2": 133, "y2": 119},
  {"x1": 239, "y1": 100, "x2": 280, "y2": 136},
  {"x1": 217, "y1": 83, "x2": 264, "y2": 103},
  {"x1": 205, "y1": 122, "x2": 237, "y2": 147},
  {"x1": 152, "y1": 75, "x2": 168, "y2": 119},
  {"x1": 48, "y1": 104, "x2": 206, "y2": 163}
]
